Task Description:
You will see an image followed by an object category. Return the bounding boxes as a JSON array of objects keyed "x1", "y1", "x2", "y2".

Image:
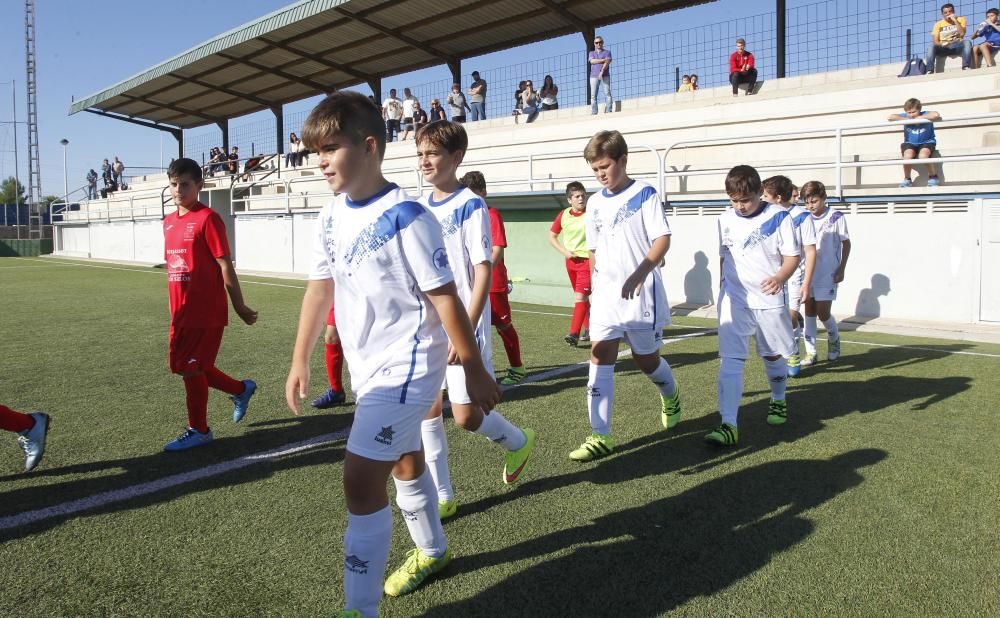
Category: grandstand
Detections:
[{"x1": 48, "y1": 0, "x2": 1000, "y2": 329}]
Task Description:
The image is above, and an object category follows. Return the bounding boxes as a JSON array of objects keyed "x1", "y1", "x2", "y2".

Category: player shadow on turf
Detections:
[
  {"x1": 0, "y1": 413, "x2": 353, "y2": 542},
  {"x1": 422, "y1": 448, "x2": 887, "y2": 617},
  {"x1": 799, "y1": 341, "x2": 977, "y2": 374}
]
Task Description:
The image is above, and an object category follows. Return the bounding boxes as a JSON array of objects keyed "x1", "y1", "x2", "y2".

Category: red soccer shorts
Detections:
[
  {"x1": 168, "y1": 326, "x2": 224, "y2": 374},
  {"x1": 490, "y1": 291, "x2": 513, "y2": 326},
  {"x1": 326, "y1": 304, "x2": 337, "y2": 327},
  {"x1": 565, "y1": 256, "x2": 592, "y2": 294}
]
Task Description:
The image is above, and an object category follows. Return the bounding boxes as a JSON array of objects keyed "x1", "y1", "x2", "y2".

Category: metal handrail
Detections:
[
  {"x1": 51, "y1": 187, "x2": 169, "y2": 224},
  {"x1": 661, "y1": 112, "x2": 1000, "y2": 198}
]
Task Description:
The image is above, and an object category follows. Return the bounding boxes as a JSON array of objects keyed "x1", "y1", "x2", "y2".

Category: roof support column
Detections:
[
  {"x1": 217, "y1": 119, "x2": 230, "y2": 154},
  {"x1": 581, "y1": 26, "x2": 596, "y2": 108},
  {"x1": 272, "y1": 105, "x2": 284, "y2": 155},
  {"x1": 776, "y1": 0, "x2": 786, "y2": 78},
  {"x1": 447, "y1": 60, "x2": 462, "y2": 90},
  {"x1": 172, "y1": 129, "x2": 183, "y2": 160},
  {"x1": 367, "y1": 79, "x2": 381, "y2": 106}
]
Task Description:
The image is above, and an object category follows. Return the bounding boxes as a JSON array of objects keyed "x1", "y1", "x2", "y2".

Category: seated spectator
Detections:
[
  {"x1": 286, "y1": 133, "x2": 301, "y2": 168},
  {"x1": 973, "y1": 8, "x2": 1000, "y2": 68},
  {"x1": 540, "y1": 75, "x2": 559, "y2": 110},
  {"x1": 412, "y1": 101, "x2": 429, "y2": 131},
  {"x1": 296, "y1": 136, "x2": 309, "y2": 166},
  {"x1": 86, "y1": 169, "x2": 98, "y2": 200},
  {"x1": 729, "y1": 38, "x2": 757, "y2": 96},
  {"x1": 514, "y1": 80, "x2": 540, "y2": 123},
  {"x1": 678, "y1": 75, "x2": 694, "y2": 92},
  {"x1": 242, "y1": 156, "x2": 263, "y2": 182},
  {"x1": 690, "y1": 74, "x2": 700, "y2": 90},
  {"x1": 888, "y1": 97, "x2": 942, "y2": 188},
  {"x1": 447, "y1": 83, "x2": 470, "y2": 123},
  {"x1": 926, "y1": 3, "x2": 973, "y2": 72},
  {"x1": 428, "y1": 98, "x2": 447, "y2": 122},
  {"x1": 512, "y1": 80, "x2": 527, "y2": 114},
  {"x1": 227, "y1": 146, "x2": 240, "y2": 177}
]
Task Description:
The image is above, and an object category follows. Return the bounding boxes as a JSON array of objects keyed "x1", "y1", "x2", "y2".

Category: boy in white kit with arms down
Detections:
[
  {"x1": 569, "y1": 130, "x2": 681, "y2": 462},
  {"x1": 706, "y1": 165, "x2": 800, "y2": 447},
  {"x1": 285, "y1": 93, "x2": 501, "y2": 617}
]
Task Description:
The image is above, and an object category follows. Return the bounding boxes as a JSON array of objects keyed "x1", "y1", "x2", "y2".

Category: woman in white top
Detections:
[
  {"x1": 540, "y1": 75, "x2": 559, "y2": 110},
  {"x1": 286, "y1": 133, "x2": 300, "y2": 168}
]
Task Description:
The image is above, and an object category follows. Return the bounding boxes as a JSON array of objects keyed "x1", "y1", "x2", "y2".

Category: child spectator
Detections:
[
  {"x1": 678, "y1": 75, "x2": 694, "y2": 92},
  {"x1": 460, "y1": 170, "x2": 526, "y2": 386},
  {"x1": 285, "y1": 92, "x2": 501, "y2": 614},
  {"x1": 569, "y1": 130, "x2": 681, "y2": 462},
  {"x1": 690, "y1": 74, "x2": 700, "y2": 89},
  {"x1": 763, "y1": 175, "x2": 816, "y2": 378},
  {"x1": 414, "y1": 120, "x2": 537, "y2": 519},
  {"x1": 800, "y1": 180, "x2": 851, "y2": 368},
  {"x1": 548, "y1": 181, "x2": 591, "y2": 346},
  {"x1": 705, "y1": 165, "x2": 800, "y2": 447},
  {"x1": 446, "y1": 83, "x2": 470, "y2": 123},
  {"x1": 540, "y1": 75, "x2": 559, "y2": 110},
  {"x1": 972, "y1": 8, "x2": 1000, "y2": 68},
  {"x1": 888, "y1": 98, "x2": 942, "y2": 188},
  {"x1": 162, "y1": 158, "x2": 258, "y2": 452},
  {"x1": 227, "y1": 146, "x2": 240, "y2": 177},
  {"x1": 428, "y1": 98, "x2": 447, "y2": 122},
  {"x1": 0, "y1": 404, "x2": 49, "y2": 472},
  {"x1": 729, "y1": 38, "x2": 757, "y2": 96}
]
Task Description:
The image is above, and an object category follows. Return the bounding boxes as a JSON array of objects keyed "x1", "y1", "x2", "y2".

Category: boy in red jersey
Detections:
[
  {"x1": 1, "y1": 405, "x2": 49, "y2": 471},
  {"x1": 548, "y1": 181, "x2": 591, "y2": 346},
  {"x1": 163, "y1": 158, "x2": 258, "y2": 452},
  {"x1": 459, "y1": 171, "x2": 526, "y2": 386}
]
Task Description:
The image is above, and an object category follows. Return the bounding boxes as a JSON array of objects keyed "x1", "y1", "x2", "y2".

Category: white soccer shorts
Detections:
[
  {"x1": 718, "y1": 293, "x2": 793, "y2": 359},
  {"x1": 589, "y1": 323, "x2": 663, "y2": 356},
  {"x1": 442, "y1": 328, "x2": 494, "y2": 405},
  {"x1": 347, "y1": 399, "x2": 426, "y2": 461}
]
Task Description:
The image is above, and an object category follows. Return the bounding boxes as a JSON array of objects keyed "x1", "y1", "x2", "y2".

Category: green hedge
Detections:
[{"x1": 0, "y1": 238, "x2": 54, "y2": 257}]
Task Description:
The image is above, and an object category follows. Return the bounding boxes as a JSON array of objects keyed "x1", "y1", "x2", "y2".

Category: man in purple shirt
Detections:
[{"x1": 589, "y1": 36, "x2": 613, "y2": 114}]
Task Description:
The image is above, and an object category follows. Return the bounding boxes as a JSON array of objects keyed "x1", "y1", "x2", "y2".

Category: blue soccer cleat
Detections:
[
  {"x1": 311, "y1": 387, "x2": 347, "y2": 409},
  {"x1": 164, "y1": 427, "x2": 214, "y2": 452},
  {"x1": 18, "y1": 412, "x2": 50, "y2": 472},
  {"x1": 231, "y1": 379, "x2": 257, "y2": 423}
]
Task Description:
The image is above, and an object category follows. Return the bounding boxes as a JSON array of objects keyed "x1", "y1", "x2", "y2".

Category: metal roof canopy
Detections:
[{"x1": 68, "y1": 0, "x2": 714, "y2": 135}]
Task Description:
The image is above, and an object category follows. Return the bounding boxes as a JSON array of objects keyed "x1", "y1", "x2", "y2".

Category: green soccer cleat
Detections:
[
  {"x1": 383, "y1": 546, "x2": 453, "y2": 597},
  {"x1": 503, "y1": 428, "x2": 536, "y2": 484},
  {"x1": 438, "y1": 499, "x2": 457, "y2": 520},
  {"x1": 660, "y1": 386, "x2": 681, "y2": 430},
  {"x1": 704, "y1": 423, "x2": 739, "y2": 446},
  {"x1": 800, "y1": 353, "x2": 818, "y2": 368},
  {"x1": 767, "y1": 399, "x2": 788, "y2": 425},
  {"x1": 568, "y1": 433, "x2": 614, "y2": 461},
  {"x1": 498, "y1": 366, "x2": 526, "y2": 386},
  {"x1": 787, "y1": 353, "x2": 801, "y2": 377}
]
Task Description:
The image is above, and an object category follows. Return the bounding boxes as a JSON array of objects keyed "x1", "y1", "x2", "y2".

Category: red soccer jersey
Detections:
[
  {"x1": 163, "y1": 203, "x2": 231, "y2": 328},
  {"x1": 488, "y1": 206, "x2": 509, "y2": 293}
]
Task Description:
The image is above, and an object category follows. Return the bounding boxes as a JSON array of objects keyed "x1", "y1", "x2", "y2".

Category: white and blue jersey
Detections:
[
  {"x1": 420, "y1": 186, "x2": 494, "y2": 352},
  {"x1": 787, "y1": 204, "x2": 816, "y2": 287},
  {"x1": 719, "y1": 202, "x2": 800, "y2": 309},
  {"x1": 310, "y1": 183, "x2": 454, "y2": 405},
  {"x1": 585, "y1": 179, "x2": 672, "y2": 331},
  {"x1": 810, "y1": 207, "x2": 849, "y2": 292}
]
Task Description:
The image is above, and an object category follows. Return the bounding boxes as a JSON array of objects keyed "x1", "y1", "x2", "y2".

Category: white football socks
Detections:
[
  {"x1": 476, "y1": 409, "x2": 527, "y2": 451},
  {"x1": 718, "y1": 357, "x2": 745, "y2": 427},
  {"x1": 587, "y1": 363, "x2": 615, "y2": 435},
  {"x1": 647, "y1": 357, "x2": 678, "y2": 397},
  {"x1": 823, "y1": 316, "x2": 840, "y2": 341},
  {"x1": 804, "y1": 316, "x2": 818, "y2": 356},
  {"x1": 421, "y1": 416, "x2": 453, "y2": 502},
  {"x1": 394, "y1": 469, "x2": 447, "y2": 558},
  {"x1": 764, "y1": 357, "x2": 788, "y2": 401},
  {"x1": 343, "y1": 506, "x2": 393, "y2": 618}
]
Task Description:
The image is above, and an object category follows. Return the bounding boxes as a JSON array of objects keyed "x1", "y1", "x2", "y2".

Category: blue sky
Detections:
[{"x1": 0, "y1": 0, "x2": 949, "y2": 197}]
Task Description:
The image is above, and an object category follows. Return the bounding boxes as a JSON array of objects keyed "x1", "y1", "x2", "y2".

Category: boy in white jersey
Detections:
[
  {"x1": 706, "y1": 165, "x2": 800, "y2": 447},
  {"x1": 569, "y1": 130, "x2": 681, "y2": 462},
  {"x1": 800, "y1": 180, "x2": 851, "y2": 366},
  {"x1": 762, "y1": 175, "x2": 816, "y2": 377},
  {"x1": 284, "y1": 93, "x2": 501, "y2": 617},
  {"x1": 413, "y1": 121, "x2": 536, "y2": 519}
]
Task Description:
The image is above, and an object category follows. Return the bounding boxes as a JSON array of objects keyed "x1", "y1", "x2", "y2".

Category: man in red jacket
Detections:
[{"x1": 729, "y1": 38, "x2": 758, "y2": 97}]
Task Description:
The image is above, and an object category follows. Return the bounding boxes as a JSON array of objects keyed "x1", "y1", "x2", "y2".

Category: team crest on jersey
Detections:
[{"x1": 433, "y1": 247, "x2": 449, "y2": 270}]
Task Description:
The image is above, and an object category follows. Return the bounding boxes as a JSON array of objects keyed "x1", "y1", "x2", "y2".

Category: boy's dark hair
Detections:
[
  {"x1": 762, "y1": 175, "x2": 795, "y2": 203},
  {"x1": 167, "y1": 158, "x2": 203, "y2": 182},
  {"x1": 301, "y1": 91, "x2": 387, "y2": 160},
  {"x1": 988, "y1": 8, "x2": 999, "y2": 16},
  {"x1": 566, "y1": 181, "x2": 586, "y2": 197},
  {"x1": 584, "y1": 130, "x2": 628, "y2": 163},
  {"x1": 903, "y1": 97, "x2": 922, "y2": 111},
  {"x1": 414, "y1": 120, "x2": 468, "y2": 153},
  {"x1": 800, "y1": 180, "x2": 827, "y2": 200},
  {"x1": 941, "y1": 3, "x2": 954, "y2": 12},
  {"x1": 725, "y1": 165, "x2": 761, "y2": 197},
  {"x1": 460, "y1": 170, "x2": 486, "y2": 194},
  {"x1": 682, "y1": 74, "x2": 690, "y2": 79}
]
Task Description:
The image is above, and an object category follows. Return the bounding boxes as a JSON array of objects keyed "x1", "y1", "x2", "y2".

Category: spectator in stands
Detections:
[
  {"x1": 101, "y1": 158, "x2": 112, "y2": 185},
  {"x1": 888, "y1": 98, "x2": 942, "y2": 188},
  {"x1": 973, "y1": 8, "x2": 1000, "y2": 68},
  {"x1": 514, "y1": 79, "x2": 540, "y2": 123},
  {"x1": 211, "y1": 147, "x2": 227, "y2": 176},
  {"x1": 690, "y1": 74, "x2": 700, "y2": 90},
  {"x1": 112, "y1": 157, "x2": 125, "y2": 187},
  {"x1": 86, "y1": 169, "x2": 98, "y2": 200},
  {"x1": 286, "y1": 133, "x2": 301, "y2": 168},
  {"x1": 926, "y1": 3, "x2": 973, "y2": 72},
  {"x1": 412, "y1": 101, "x2": 429, "y2": 132},
  {"x1": 382, "y1": 88, "x2": 403, "y2": 142},
  {"x1": 729, "y1": 38, "x2": 758, "y2": 96},
  {"x1": 513, "y1": 80, "x2": 527, "y2": 112},
  {"x1": 296, "y1": 134, "x2": 309, "y2": 166},
  {"x1": 447, "y1": 83, "x2": 470, "y2": 122},
  {"x1": 429, "y1": 98, "x2": 447, "y2": 122},
  {"x1": 242, "y1": 155, "x2": 263, "y2": 182},
  {"x1": 678, "y1": 75, "x2": 694, "y2": 92},
  {"x1": 468, "y1": 71, "x2": 488, "y2": 121},
  {"x1": 228, "y1": 146, "x2": 240, "y2": 177},
  {"x1": 588, "y1": 35, "x2": 613, "y2": 114},
  {"x1": 540, "y1": 75, "x2": 559, "y2": 110},
  {"x1": 400, "y1": 88, "x2": 420, "y2": 140}
]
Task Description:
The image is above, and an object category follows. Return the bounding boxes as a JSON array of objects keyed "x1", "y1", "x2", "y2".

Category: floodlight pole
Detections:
[
  {"x1": 59, "y1": 138, "x2": 69, "y2": 207},
  {"x1": 776, "y1": 0, "x2": 786, "y2": 78}
]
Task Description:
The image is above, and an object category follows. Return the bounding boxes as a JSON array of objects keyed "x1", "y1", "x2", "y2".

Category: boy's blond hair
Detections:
[
  {"x1": 414, "y1": 120, "x2": 468, "y2": 153},
  {"x1": 301, "y1": 92, "x2": 386, "y2": 159},
  {"x1": 800, "y1": 180, "x2": 827, "y2": 200},
  {"x1": 584, "y1": 130, "x2": 628, "y2": 163}
]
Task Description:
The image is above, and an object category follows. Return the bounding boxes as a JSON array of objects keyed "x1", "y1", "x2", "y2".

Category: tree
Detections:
[
  {"x1": 0, "y1": 177, "x2": 26, "y2": 205},
  {"x1": 42, "y1": 195, "x2": 60, "y2": 209}
]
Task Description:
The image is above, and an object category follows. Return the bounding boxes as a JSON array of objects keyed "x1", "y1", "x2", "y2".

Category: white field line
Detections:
[
  {"x1": 0, "y1": 428, "x2": 350, "y2": 532},
  {"x1": 840, "y1": 339, "x2": 1000, "y2": 359}
]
